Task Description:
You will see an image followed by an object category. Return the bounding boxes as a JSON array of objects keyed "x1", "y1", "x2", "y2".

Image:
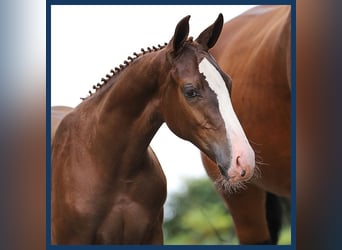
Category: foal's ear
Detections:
[
  {"x1": 169, "y1": 15, "x2": 190, "y2": 54},
  {"x1": 195, "y1": 13, "x2": 223, "y2": 50}
]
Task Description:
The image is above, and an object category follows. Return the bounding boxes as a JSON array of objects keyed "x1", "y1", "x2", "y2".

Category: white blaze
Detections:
[{"x1": 198, "y1": 58, "x2": 251, "y2": 154}]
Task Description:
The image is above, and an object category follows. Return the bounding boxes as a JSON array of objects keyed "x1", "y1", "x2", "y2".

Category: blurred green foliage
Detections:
[
  {"x1": 278, "y1": 225, "x2": 291, "y2": 245},
  {"x1": 164, "y1": 178, "x2": 238, "y2": 244},
  {"x1": 163, "y1": 177, "x2": 291, "y2": 245}
]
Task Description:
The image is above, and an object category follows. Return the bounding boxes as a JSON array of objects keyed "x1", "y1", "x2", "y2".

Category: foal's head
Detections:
[{"x1": 159, "y1": 14, "x2": 255, "y2": 184}]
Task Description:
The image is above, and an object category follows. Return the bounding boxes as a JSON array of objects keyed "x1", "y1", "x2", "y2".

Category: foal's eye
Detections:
[{"x1": 183, "y1": 84, "x2": 200, "y2": 99}]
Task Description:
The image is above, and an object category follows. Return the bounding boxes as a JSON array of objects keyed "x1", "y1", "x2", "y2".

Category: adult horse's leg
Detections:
[
  {"x1": 202, "y1": 154, "x2": 274, "y2": 244},
  {"x1": 225, "y1": 185, "x2": 271, "y2": 244},
  {"x1": 265, "y1": 192, "x2": 283, "y2": 244}
]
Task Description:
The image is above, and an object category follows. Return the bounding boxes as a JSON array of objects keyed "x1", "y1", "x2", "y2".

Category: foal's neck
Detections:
[{"x1": 82, "y1": 50, "x2": 167, "y2": 175}]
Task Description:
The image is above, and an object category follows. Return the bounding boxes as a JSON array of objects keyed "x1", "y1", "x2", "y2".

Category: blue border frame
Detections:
[
  {"x1": 46, "y1": 1, "x2": 296, "y2": 249},
  {"x1": 50, "y1": 0, "x2": 291, "y2": 4},
  {"x1": 46, "y1": 1, "x2": 52, "y2": 247},
  {"x1": 290, "y1": 2, "x2": 296, "y2": 247}
]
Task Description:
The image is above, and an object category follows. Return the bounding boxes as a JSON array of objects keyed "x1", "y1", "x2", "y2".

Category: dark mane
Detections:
[{"x1": 81, "y1": 42, "x2": 168, "y2": 100}]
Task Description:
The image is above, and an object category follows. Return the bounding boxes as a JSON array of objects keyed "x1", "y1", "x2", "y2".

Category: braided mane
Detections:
[{"x1": 81, "y1": 42, "x2": 168, "y2": 101}]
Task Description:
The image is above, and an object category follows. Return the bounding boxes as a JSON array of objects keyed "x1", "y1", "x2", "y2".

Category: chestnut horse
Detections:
[
  {"x1": 51, "y1": 14, "x2": 256, "y2": 244},
  {"x1": 202, "y1": 5, "x2": 291, "y2": 244},
  {"x1": 51, "y1": 106, "x2": 73, "y2": 142}
]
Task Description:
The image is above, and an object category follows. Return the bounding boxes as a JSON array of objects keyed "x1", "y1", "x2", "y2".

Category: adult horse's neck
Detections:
[
  {"x1": 77, "y1": 49, "x2": 167, "y2": 178},
  {"x1": 267, "y1": 6, "x2": 291, "y2": 91},
  {"x1": 281, "y1": 8, "x2": 291, "y2": 90}
]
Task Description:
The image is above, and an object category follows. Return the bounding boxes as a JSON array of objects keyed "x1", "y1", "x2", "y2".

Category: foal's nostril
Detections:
[
  {"x1": 236, "y1": 156, "x2": 247, "y2": 177},
  {"x1": 240, "y1": 169, "x2": 246, "y2": 177},
  {"x1": 236, "y1": 156, "x2": 241, "y2": 165}
]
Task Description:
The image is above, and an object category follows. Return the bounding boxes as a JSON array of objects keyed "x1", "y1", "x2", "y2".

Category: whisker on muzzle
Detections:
[
  {"x1": 214, "y1": 175, "x2": 248, "y2": 194},
  {"x1": 253, "y1": 164, "x2": 262, "y2": 179},
  {"x1": 254, "y1": 151, "x2": 267, "y2": 179}
]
